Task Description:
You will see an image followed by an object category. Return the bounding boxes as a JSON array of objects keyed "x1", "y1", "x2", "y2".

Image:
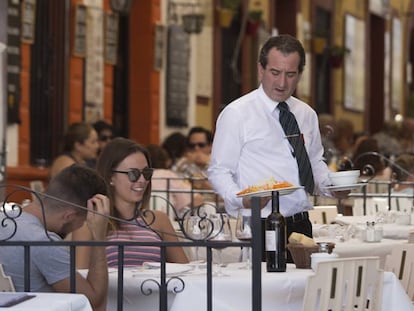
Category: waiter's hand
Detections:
[
  {"x1": 242, "y1": 196, "x2": 271, "y2": 209},
  {"x1": 331, "y1": 190, "x2": 351, "y2": 199}
]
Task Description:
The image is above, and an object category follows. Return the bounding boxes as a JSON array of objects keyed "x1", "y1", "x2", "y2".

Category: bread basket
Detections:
[{"x1": 287, "y1": 242, "x2": 335, "y2": 269}]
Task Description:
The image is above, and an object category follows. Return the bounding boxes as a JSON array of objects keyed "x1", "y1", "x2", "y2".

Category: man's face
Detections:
[
  {"x1": 58, "y1": 211, "x2": 86, "y2": 238},
  {"x1": 188, "y1": 132, "x2": 211, "y2": 155},
  {"x1": 98, "y1": 129, "x2": 113, "y2": 152},
  {"x1": 258, "y1": 48, "x2": 302, "y2": 103}
]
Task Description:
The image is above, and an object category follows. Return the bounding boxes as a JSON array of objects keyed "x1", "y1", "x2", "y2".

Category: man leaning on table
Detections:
[
  {"x1": 0, "y1": 165, "x2": 110, "y2": 311},
  {"x1": 208, "y1": 34, "x2": 348, "y2": 260}
]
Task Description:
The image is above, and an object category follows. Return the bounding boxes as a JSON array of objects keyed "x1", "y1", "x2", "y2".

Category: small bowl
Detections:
[{"x1": 328, "y1": 170, "x2": 359, "y2": 186}]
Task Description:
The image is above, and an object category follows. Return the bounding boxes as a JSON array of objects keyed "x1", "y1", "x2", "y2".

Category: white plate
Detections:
[
  {"x1": 133, "y1": 263, "x2": 193, "y2": 277},
  {"x1": 237, "y1": 186, "x2": 303, "y2": 198},
  {"x1": 323, "y1": 183, "x2": 366, "y2": 191}
]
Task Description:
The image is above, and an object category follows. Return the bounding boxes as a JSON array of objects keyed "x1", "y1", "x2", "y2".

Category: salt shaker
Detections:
[
  {"x1": 365, "y1": 221, "x2": 375, "y2": 242},
  {"x1": 318, "y1": 242, "x2": 329, "y2": 253}
]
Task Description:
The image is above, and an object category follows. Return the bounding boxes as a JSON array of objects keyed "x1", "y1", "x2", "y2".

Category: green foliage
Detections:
[
  {"x1": 248, "y1": 10, "x2": 263, "y2": 21},
  {"x1": 329, "y1": 45, "x2": 351, "y2": 56},
  {"x1": 221, "y1": 0, "x2": 241, "y2": 11}
]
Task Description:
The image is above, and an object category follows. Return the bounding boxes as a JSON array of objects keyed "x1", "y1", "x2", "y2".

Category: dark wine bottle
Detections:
[{"x1": 265, "y1": 191, "x2": 286, "y2": 272}]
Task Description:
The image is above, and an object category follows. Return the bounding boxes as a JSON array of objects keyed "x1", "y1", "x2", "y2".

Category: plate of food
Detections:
[{"x1": 236, "y1": 177, "x2": 302, "y2": 198}]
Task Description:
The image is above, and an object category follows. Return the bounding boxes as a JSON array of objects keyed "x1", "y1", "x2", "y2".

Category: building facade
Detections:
[{"x1": 1, "y1": 0, "x2": 414, "y2": 201}]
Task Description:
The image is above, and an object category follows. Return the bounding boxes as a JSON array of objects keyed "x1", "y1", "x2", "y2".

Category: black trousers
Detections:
[{"x1": 261, "y1": 217, "x2": 313, "y2": 263}]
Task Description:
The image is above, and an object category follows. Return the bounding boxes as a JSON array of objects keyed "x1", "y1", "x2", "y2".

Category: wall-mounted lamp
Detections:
[
  {"x1": 110, "y1": 0, "x2": 132, "y2": 15},
  {"x1": 168, "y1": 1, "x2": 205, "y2": 34}
]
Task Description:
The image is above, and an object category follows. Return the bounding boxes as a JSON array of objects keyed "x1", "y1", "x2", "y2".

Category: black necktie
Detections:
[{"x1": 278, "y1": 102, "x2": 315, "y2": 194}]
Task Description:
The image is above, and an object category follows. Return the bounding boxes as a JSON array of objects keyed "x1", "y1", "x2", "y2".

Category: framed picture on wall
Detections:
[
  {"x1": 73, "y1": 4, "x2": 87, "y2": 57},
  {"x1": 153, "y1": 24, "x2": 165, "y2": 71},
  {"x1": 21, "y1": 0, "x2": 36, "y2": 44},
  {"x1": 104, "y1": 12, "x2": 119, "y2": 65},
  {"x1": 343, "y1": 14, "x2": 366, "y2": 112}
]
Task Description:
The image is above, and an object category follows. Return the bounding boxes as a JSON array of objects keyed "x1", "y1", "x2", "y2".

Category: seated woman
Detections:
[
  {"x1": 147, "y1": 144, "x2": 204, "y2": 219},
  {"x1": 351, "y1": 136, "x2": 392, "y2": 193},
  {"x1": 73, "y1": 137, "x2": 188, "y2": 268},
  {"x1": 49, "y1": 122, "x2": 99, "y2": 178},
  {"x1": 393, "y1": 153, "x2": 414, "y2": 195}
]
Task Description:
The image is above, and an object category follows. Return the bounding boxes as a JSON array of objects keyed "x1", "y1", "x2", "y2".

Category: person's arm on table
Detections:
[
  {"x1": 149, "y1": 210, "x2": 189, "y2": 264},
  {"x1": 53, "y1": 194, "x2": 110, "y2": 311}
]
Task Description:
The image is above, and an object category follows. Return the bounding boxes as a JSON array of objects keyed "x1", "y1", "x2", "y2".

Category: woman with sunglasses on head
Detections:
[{"x1": 72, "y1": 137, "x2": 188, "y2": 268}]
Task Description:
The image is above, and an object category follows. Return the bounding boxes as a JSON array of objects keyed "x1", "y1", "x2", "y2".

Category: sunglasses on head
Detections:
[
  {"x1": 112, "y1": 168, "x2": 154, "y2": 182},
  {"x1": 99, "y1": 134, "x2": 113, "y2": 142},
  {"x1": 188, "y1": 142, "x2": 208, "y2": 149}
]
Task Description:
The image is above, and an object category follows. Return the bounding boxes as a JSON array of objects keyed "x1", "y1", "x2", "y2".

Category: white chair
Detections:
[
  {"x1": 309, "y1": 205, "x2": 338, "y2": 224},
  {"x1": 303, "y1": 257, "x2": 383, "y2": 311},
  {"x1": 352, "y1": 198, "x2": 377, "y2": 216},
  {"x1": 0, "y1": 264, "x2": 15, "y2": 292},
  {"x1": 384, "y1": 243, "x2": 414, "y2": 301}
]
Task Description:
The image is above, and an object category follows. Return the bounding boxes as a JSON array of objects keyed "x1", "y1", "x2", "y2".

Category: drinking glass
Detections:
[
  {"x1": 208, "y1": 213, "x2": 232, "y2": 276},
  {"x1": 185, "y1": 216, "x2": 208, "y2": 271},
  {"x1": 235, "y1": 209, "x2": 252, "y2": 269}
]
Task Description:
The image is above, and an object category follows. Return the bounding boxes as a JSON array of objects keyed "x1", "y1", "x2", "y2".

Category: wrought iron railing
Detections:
[
  {"x1": 0, "y1": 184, "x2": 264, "y2": 311},
  {"x1": 337, "y1": 151, "x2": 414, "y2": 215}
]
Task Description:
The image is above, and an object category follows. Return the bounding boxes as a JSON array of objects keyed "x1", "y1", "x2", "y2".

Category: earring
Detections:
[{"x1": 110, "y1": 181, "x2": 114, "y2": 186}]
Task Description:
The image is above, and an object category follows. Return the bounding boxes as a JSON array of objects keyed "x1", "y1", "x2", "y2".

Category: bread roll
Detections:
[{"x1": 288, "y1": 232, "x2": 316, "y2": 246}]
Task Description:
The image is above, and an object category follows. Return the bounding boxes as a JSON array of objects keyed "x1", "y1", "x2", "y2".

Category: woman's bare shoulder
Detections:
[{"x1": 50, "y1": 155, "x2": 76, "y2": 178}]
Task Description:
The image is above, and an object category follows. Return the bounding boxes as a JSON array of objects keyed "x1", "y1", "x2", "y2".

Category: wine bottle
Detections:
[{"x1": 265, "y1": 191, "x2": 286, "y2": 272}]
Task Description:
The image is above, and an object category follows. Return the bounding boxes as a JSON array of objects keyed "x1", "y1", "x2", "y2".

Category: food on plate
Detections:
[{"x1": 236, "y1": 177, "x2": 293, "y2": 195}]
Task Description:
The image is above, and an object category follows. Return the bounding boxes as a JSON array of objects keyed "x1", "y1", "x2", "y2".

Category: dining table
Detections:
[
  {"x1": 0, "y1": 292, "x2": 92, "y2": 311},
  {"x1": 315, "y1": 237, "x2": 409, "y2": 268},
  {"x1": 334, "y1": 215, "x2": 414, "y2": 239},
  {"x1": 91, "y1": 261, "x2": 413, "y2": 311}
]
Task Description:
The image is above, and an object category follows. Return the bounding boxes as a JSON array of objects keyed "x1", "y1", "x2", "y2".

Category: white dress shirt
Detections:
[{"x1": 208, "y1": 85, "x2": 332, "y2": 218}]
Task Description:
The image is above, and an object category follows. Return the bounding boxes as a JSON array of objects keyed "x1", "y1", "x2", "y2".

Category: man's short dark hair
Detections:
[
  {"x1": 187, "y1": 126, "x2": 213, "y2": 144},
  {"x1": 258, "y1": 34, "x2": 306, "y2": 73},
  {"x1": 45, "y1": 164, "x2": 108, "y2": 214}
]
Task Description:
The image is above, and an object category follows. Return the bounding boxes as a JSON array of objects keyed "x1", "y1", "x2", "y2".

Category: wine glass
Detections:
[
  {"x1": 185, "y1": 216, "x2": 207, "y2": 271},
  {"x1": 208, "y1": 213, "x2": 232, "y2": 276},
  {"x1": 235, "y1": 209, "x2": 252, "y2": 269}
]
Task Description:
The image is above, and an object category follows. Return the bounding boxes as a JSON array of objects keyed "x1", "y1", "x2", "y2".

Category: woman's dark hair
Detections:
[
  {"x1": 96, "y1": 137, "x2": 152, "y2": 224},
  {"x1": 352, "y1": 137, "x2": 385, "y2": 174},
  {"x1": 393, "y1": 153, "x2": 414, "y2": 181},
  {"x1": 147, "y1": 144, "x2": 170, "y2": 169},
  {"x1": 161, "y1": 132, "x2": 187, "y2": 164}
]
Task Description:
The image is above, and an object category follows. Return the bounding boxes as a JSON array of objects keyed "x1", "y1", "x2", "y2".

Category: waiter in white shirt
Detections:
[{"x1": 208, "y1": 34, "x2": 348, "y2": 261}]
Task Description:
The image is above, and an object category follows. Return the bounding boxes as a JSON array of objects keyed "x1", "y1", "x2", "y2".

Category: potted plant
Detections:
[
  {"x1": 246, "y1": 10, "x2": 263, "y2": 36},
  {"x1": 328, "y1": 45, "x2": 350, "y2": 68},
  {"x1": 218, "y1": 0, "x2": 241, "y2": 28},
  {"x1": 312, "y1": 37, "x2": 327, "y2": 54}
]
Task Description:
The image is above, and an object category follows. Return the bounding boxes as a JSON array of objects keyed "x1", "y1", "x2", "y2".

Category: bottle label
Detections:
[{"x1": 265, "y1": 230, "x2": 277, "y2": 251}]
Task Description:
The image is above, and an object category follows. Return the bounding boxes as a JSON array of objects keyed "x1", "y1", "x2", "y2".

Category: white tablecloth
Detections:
[
  {"x1": 0, "y1": 292, "x2": 92, "y2": 311},
  {"x1": 317, "y1": 238, "x2": 409, "y2": 268},
  {"x1": 334, "y1": 215, "x2": 414, "y2": 239},
  {"x1": 101, "y1": 262, "x2": 413, "y2": 311}
]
